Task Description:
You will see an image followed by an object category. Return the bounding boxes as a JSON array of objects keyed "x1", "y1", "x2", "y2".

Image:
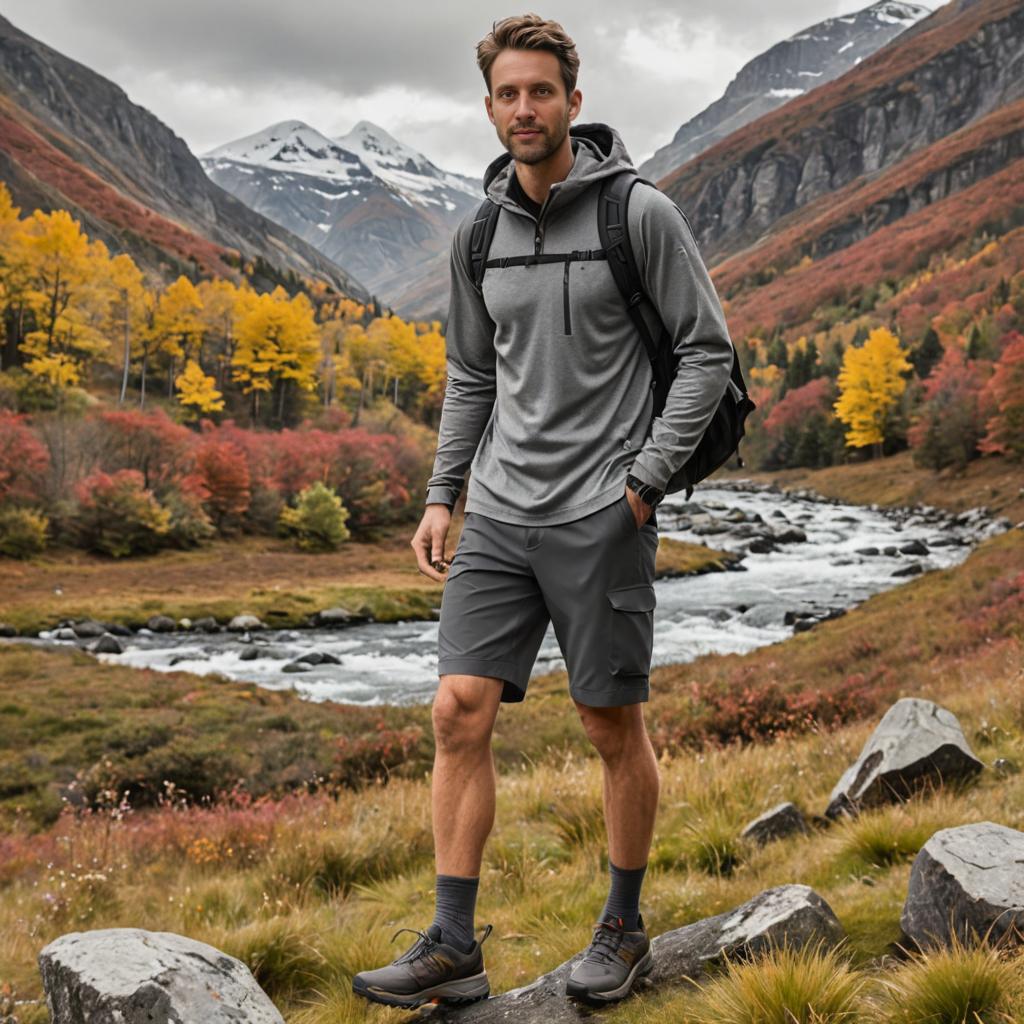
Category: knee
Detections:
[
  {"x1": 577, "y1": 706, "x2": 644, "y2": 763},
  {"x1": 432, "y1": 680, "x2": 497, "y2": 753}
]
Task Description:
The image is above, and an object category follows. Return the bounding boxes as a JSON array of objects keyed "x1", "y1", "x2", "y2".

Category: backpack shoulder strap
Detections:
[
  {"x1": 466, "y1": 198, "x2": 501, "y2": 292},
  {"x1": 597, "y1": 172, "x2": 659, "y2": 367}
]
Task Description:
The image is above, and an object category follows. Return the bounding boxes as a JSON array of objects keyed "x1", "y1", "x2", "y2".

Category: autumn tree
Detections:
[
  {"x1": 175, "y1": 358, "x2": 225, "y2": 420},
  {"x1": 978, "y1": 333, "x2": 1024, "y2": 460},
  {"x1": 151, "y1": 277, "x2": 205, "y2": 396},
  {"x1": 107, "y1": 253, "x2": 150, "y2": 404},
  {"x1": 833, "y1": 326, "x2": 913, "y2": 457},
  {"x1": 232, "y1": 286, "x2": 319, "y2": 425}
]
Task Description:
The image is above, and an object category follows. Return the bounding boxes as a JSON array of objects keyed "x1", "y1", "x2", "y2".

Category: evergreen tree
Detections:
[{"x1": 911, "y1": 327, "x2": 943, "y2": 379}]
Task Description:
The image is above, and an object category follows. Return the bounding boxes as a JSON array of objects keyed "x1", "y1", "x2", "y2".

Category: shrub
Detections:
[
  {"x1": 194, "y1": 440, "x2": 251, "y2": 532},
  {"x1": 0, "y1": 506, "x2": 48, "y2": 557},
  {"x1": 686, "y1": 940, "x2": 866, "y2": 1023},
  {"x1": 978, "y1": 333, "x2": 1024, "y2": 460},
  {"x1": 73, "y1": 469, "x2": 171, "y2": 557},
  {"x1": 278, "y1": 481, "x2": 350, "y2": 551},
  {"x1": 161, "y1": 484, "x2": 215, "y2": 548},
  {"x1": 874, "y1": 935, "x2": 1023, "y2": 1023},
  {"x1": 95, "y1": 408, "x2": 194, "y2": 492},
  {"x1": 0, "y1": 410, "x2": 50, "y2": 504}
]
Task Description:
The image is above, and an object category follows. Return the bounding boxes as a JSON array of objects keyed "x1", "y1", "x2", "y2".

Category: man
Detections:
[{"x1": 352, "y1": 13, "x2": 734, "y2": 1010}]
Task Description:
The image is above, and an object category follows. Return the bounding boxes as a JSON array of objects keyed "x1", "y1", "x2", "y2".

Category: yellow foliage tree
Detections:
[
  {"x1": 232, "y1": 286, "x2": 319, "y2": 423},
  {"x1": 18, "y1": 208, "x2": 114, "y2": 393},
  {"x1": 152, "y1": 276, "x2": 205, "y2": 395},
  {"x1": 833, "y1": 326, "x2": 912, "y2": 455},
  {"x1": 175, "y1": 358, "x2": 224, "y2": 418},
  {"x1": 107, "y1": 253, "x2": 150, "y2": 404}
]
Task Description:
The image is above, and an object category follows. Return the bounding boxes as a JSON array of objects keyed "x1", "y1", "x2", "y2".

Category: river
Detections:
[{"x1": 23, "y1": 481, "x2": 1007, "y2": 707}]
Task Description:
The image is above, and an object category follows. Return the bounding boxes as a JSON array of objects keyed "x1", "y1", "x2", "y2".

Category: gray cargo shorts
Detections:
[{"x1": 437, "y1": 492, "x2": 659, "y2": 706}]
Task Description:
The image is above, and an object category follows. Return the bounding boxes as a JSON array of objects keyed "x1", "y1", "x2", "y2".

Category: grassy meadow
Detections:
[{"x1": 0, "y1": 456, "x2": 1022, "y2": 1022}]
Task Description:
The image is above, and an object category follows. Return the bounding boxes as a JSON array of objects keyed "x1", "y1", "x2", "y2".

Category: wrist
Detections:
[{"x1": 625, "y1": 472, "x2": 664, "y2": 508}]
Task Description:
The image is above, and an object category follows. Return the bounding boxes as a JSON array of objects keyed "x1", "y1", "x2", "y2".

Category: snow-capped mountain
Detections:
[
  {"x1": 201, "y1": 119, "x2": 482, "y2": 312},
  {"x1": 639, "y1": 1, "x2": 931, "y2": 183}
]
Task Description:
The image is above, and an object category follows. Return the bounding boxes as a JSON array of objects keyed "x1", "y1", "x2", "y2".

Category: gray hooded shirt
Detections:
[{"x1": 424, "y1": 121, "x2": 734, "y2": 526}]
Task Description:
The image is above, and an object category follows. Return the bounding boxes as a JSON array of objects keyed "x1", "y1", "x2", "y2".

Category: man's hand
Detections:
[
  {"x1": 412, "y1": 504, "x2": 454, "y2": 582},
  {"x1": 624, "y1": 485, "x2": 654, "y2": 529}
]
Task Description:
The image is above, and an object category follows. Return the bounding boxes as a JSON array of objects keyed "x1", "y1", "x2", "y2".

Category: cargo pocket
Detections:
[{"x1": 606, "y1": 583, "x2": 656, "y2": 678}]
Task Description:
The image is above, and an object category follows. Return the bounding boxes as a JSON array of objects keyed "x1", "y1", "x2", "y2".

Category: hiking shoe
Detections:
[
  {"x1": 352, "y1": 921, "x2": 494, "y2": 1008},
  {"x1": 565, "y1": 911, "x2": 653, "y2": 1004}
]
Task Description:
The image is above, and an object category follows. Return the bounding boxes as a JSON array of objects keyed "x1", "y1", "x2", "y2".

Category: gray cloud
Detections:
[{"x1": 3, "y1": 0, "x2": 948, "y2": 176}]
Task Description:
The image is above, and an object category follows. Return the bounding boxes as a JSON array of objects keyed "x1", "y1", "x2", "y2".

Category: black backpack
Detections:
[{"x1": 465, "y1": 168, "x2": 756, "y2": 500}]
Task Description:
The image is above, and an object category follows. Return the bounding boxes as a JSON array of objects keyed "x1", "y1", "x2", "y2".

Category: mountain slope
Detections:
[
  {"x1": 640, "y1": 1, "x2": 930, "y2": 183},
  {"x1": 201, "y1": 119, "x2": 482, "y2": 318},
  {"x1": 0, "y1": 14, "x2": 370, "y2": 301},
  {"x1": 660, "y1": 0, "x2": 1023, "y2": 263}
]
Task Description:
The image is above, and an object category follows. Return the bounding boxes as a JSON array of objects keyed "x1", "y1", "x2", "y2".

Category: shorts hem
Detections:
[
  {"x1": 570, "y1": 682, "x2": 650, "y2": 707},
  {"x1": 437, "y1": 657, "x2": 527, "y2": 702}
]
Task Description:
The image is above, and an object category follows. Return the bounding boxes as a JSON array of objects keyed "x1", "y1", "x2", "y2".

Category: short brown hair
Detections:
[{"x1": 476, "y1": 14, "x2": 580, "y2": 98}]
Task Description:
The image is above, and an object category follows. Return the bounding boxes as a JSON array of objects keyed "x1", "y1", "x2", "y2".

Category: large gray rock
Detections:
[
  {"x1": 741, "y1": 802, "x2": 809, "y2": 846},
  {"x1": 227, "y1": 614, "x2": 265, "y2": 632},
  {"x1": 423, "y1": 885, "x2": 843, "y2": 1021},
  {"x1": 38, "y1": 928, "x2": 284, "y2": 1024},
  {"x1": 825, "y1": 698, "x2": 983, "y2": 819},
  {"x1": 901, "y1": 822, "x2": 1024, "y2": 951}
]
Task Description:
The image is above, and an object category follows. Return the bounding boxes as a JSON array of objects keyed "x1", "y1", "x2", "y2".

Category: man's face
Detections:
[{"x1": 484, "y1": 49, "x2": 581, "y2": 165}]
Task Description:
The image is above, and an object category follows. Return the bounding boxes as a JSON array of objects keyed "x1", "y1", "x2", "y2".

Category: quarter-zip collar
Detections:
[{"x1": 482, "y1": 122, "x2": 636, "y2": 226}]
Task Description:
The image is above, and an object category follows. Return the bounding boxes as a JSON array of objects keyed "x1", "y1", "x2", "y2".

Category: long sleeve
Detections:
[
  {"x1": 626, "y1": 189, "x2": 735, "y2": 493},
  {"x1": 424, "y1": 219, "x2": 498, "y2": 510}
]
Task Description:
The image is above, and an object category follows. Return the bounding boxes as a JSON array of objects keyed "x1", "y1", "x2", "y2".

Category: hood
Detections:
[{"x1": 482, "y1": 121, "x2": 635, "y2": 218}]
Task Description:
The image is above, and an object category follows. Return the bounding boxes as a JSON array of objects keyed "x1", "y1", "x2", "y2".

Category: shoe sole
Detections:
[
  {"x1": 565, "y1": 947, "x2": 654, "y2": 1004},
  {"x1": 353, "y1": 968, "x2": 490, "y2": 1008}
]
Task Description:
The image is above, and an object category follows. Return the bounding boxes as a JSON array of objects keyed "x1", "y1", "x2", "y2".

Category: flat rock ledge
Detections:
[
  {"x1": 38, "y1": 928, "x2": 284, "y2": 1024},
  {"x1": 826, "y1": 697, "x2": 983, "y2": 819},
  {"x1": 901, "y1": 822, "x2": 1024, "y2": 952},
  {"x1": 423, "y1": 884, "x2": 844, "y2": 1021}
]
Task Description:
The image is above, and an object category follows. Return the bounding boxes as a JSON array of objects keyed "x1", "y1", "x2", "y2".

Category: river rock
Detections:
[
  {"x1": 146, "y1": 615, "x2": 176, "y2": 633},
  {"x1": 773, "y1": 526, "x2": 807, "y2": 543},
  {"x1": 91, "y1": 633, "x2": 123, "y2": 655},
  {"x1": 315, "y1": 606, "x2": 357, "y2": 626},
  {"x1": 71, "y1": 620, "x2": 107, "y2": 638},
  {"x1": 825, "y1": 698, "x2": 983, "y2": 820},
  {"x1": 741, "y1": 803, "x2": 809, "y2": 846},
  {"x1": 282, "y1": 661, "x2": 312, "y2": 673},
  {"x1": 0, "y1": 622, "x2": 18, "y2": 636},
  {"x1": 192, "y1": 616, "x2": 221, "y2": 633},
  {"x1": 423, "y1": 885, "x2": 843, "y2": 1021},
  {"x1": 227, "y1": 614, "x2": 265, "y2": 632},
  {"x1": 37, "y1": 927, "x2": 284, "y2": 1024},
  {"x1": 54, "y1": 627, "x2": 78, "y2": 641},
  {"x1": 901, "y1": 822, "x2": 1024, "y2": 951},
  {"x1": 892, "y1": 561, "x2": 923, "y2": 577},
  {"x1": 899, "y1": 539, "x2": 929, "y2": 556}
]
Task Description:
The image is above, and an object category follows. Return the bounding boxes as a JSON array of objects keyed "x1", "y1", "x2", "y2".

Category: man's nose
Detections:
[{"x1": 514, "y1": 96, "x2": 536, "y2": 120}]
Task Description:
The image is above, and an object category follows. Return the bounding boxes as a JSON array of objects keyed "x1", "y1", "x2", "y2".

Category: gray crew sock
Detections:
[
  {"x1": 431, "y1": 873, "x2": 479, "y2": 953},
  {"x1": 600, "y1": 859, "x2": 647, "y2": 931}
]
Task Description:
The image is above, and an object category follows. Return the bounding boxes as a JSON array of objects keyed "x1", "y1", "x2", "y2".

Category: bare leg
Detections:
[
  {"x1": 573, "y1": 699, "x2": 660, "y2": 868},
  {"x1": 432, "y1": 674, "x2": 505, "y2": 875}
]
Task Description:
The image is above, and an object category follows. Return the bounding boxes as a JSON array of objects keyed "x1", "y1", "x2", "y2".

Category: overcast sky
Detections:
[{"x1": 3, "y1": 1, "x2": 948, "y2": 178}]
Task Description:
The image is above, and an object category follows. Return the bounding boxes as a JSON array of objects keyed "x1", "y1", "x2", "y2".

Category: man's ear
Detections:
[
  {"x1": 484, "y1": 94, "x2": 495, "y2": 125},
  {"x1": 569, "y1": 89, "x2": 582, "y2": 122}
]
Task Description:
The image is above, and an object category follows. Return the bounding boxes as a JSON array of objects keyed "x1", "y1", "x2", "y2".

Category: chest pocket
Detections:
[{"x1": 484, "y1": 248, "x2": 608, "y2": 336}]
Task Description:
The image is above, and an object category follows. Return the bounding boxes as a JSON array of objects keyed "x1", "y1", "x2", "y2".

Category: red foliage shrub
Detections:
[
  {"x1": 907, "y1": 345, "x2": 992, "y2": 469},
  {"x1": 193, "y1": 440, "x2": 251, "y2": 531},
  {"x1": 96, "y1": 408, "x2": 194, "y2": 493},
  {"x1": 73, "y1": 469, "x2": 170, "y2": 557},
  {"x1": 979, "y1": 334, "x2": 1024, "y2": 459},
  {"x1": 0, "y1": 411, "x2": 49, "y2": 505}
]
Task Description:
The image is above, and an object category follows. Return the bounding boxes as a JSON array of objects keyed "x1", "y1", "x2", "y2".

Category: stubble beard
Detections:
[{"x1": 503, "y1": 108, "x2": 571, "y2": 166}]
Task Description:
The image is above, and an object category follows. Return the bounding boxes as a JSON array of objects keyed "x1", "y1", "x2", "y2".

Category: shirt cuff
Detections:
[
  {"x1": 425, "y1": 485, "x2": 458, "y2": 512},
  {"x1": 627, "y1": 457, "x2": 670, "y2": 494}
]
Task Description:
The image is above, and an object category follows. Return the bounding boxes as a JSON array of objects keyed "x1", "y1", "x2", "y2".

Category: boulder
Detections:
[
  {"x1": 0, "y1": 622, "x2": 18, "y2": 637},
  {"x1": 892, "y1": 562, "x2": 923, "y2": 577},
  {"x1": 146, "y1": 615, "x2": 176, "y2": 633},
  {"x1": 741, "y1": 803, "x2": 809, "y2": 846},
  {"x1": 192, "y1": 616, "x2": 221, "y2": 633},
  {"x1": 38, "y1": 927, "x2": 284, "y2": 1024},
  {"x1": 899, "y1": 539, "x2": 930, "y2": 556},
  {"x1": 227, "y1": 614, "x2": 265, "y2": 632},
  {"x1": 423, "y1": 885, "x2": 843, "y2": 1021},
  {"x1": 315, "y1": 606, "x2": 357, "y2": 626},
  {"x1": 825, "y1": 698, "x2": 983, "y2": 820},
  {"x1": 901, "y1": 822, "x2": 1024, "y2": 951},
  {"x1": 91, "y1": 633, "x2": 123, "y2": 655}
]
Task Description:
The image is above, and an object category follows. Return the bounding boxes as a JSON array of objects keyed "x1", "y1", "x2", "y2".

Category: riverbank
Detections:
[
  {"x1": 0, "y1": 518, "x2": 739, "y2": 637},
  {"x1": 717, "y1": 449, "x2": 1024, "y2": 524}
]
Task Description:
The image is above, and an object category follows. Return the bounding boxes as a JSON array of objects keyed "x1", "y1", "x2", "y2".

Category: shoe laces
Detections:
[
  {"x1": 582, "y1": 916, "x2": 626, "y2": 965},
  {"x1": 389, "y1": 926, "x2": 438, "y2": 965}
]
